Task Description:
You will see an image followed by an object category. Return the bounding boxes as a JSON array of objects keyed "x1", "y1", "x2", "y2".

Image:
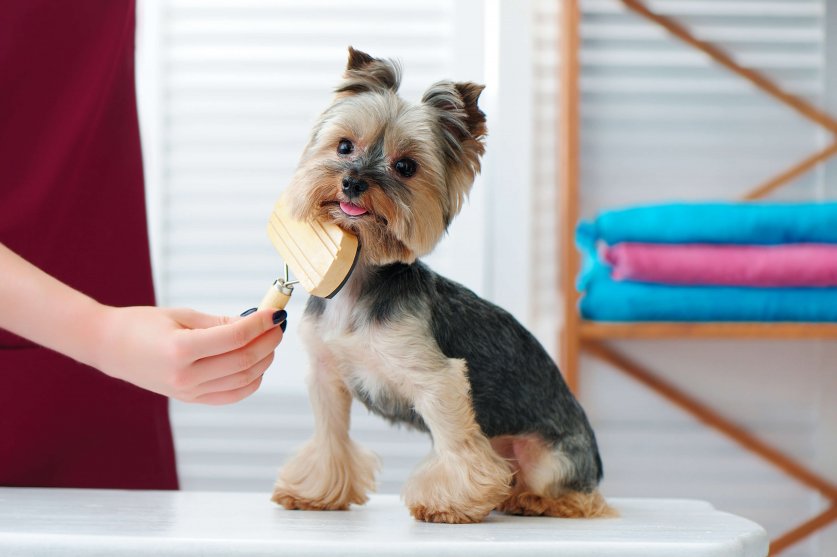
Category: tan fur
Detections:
[
  {"x1": 497, "y1": 490, "x2": 616, "y2": 519},
  {"x1": 404, "y1": 439, "x2": 512, "y2": 524},
  {"x1": 271, "y1": 437, "x2": 379, "y2": 511},
  {"x1": 271, "y1": 323, "x2": 380, "y2": 510},
  {"x1": 401, "y1": 359, "x2": 512, "y2": 523},
  {"x1": 490, "y1": 434, "x2": 617, "y2": 518}
]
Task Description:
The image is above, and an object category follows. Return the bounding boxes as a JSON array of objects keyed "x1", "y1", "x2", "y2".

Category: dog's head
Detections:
[{"x1": 284, "y1": 47, "x2": 487, "y2": 266}]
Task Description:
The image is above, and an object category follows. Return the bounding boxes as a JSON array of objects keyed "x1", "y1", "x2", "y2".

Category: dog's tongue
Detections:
[{"x1": 340, "y1": 201, "x2": 368, "y2": 216}]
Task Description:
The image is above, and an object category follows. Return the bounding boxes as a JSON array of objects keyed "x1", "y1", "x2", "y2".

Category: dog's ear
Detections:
[
  {"x1": 453, "y1": 82, "x2": 487, "y2": 141},
  {"x1": 335, "y1": 47, "x2": 402, "y2": 96},
  {"x1": 422, "y1": 81, "x2": 488, "y2": 227},
  {"x1": 422, "y1": 81, "x2": 487, "y2": 163}
]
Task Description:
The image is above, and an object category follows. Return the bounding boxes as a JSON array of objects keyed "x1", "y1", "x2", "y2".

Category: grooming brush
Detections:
[{"x1": 258, "y1": 194, "x2": 360, "y2": 311}]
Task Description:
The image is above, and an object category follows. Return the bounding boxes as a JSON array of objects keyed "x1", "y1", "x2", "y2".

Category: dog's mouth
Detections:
[
  {"x1": 339, "y1": 201, "x2": 368, "y2": 217},
  {"x1": 322, "y1": 199, "x2": 389, "y2": 234},
  {"x1": 322, "y1": 199, "x2": 374, "y2": 220},
  {"x1": 320, "y1": 200, "x2": 367, "y2": 227}
]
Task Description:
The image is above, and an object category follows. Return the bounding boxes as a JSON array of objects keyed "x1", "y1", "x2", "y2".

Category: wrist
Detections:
[{"x1": 64, "y1": 297, "x2": 113, "y2": 372}]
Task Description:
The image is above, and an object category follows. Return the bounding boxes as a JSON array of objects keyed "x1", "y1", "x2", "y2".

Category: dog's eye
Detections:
[
  {"x1": 394, "y1": 158, "x2": 417, "y2": 178},
  {"x1": 337, "y1": 139, "x2": 354, "y2": 155}
]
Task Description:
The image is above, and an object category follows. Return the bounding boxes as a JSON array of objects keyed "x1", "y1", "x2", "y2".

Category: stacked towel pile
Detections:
[{"x1": 575, "y1": 202, "x2": 837, "y2": 322}]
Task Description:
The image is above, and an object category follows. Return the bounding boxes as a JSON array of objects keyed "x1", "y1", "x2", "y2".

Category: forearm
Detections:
[
  {"x1": 1, "y1": 243, "x2": 283, "y2": 404},
  {"x1": 0, "y1": 243, "x2": 106, "y2": 366}
]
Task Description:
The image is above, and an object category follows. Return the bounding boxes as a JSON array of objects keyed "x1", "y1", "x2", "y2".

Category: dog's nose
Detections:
[{"x1": 342, "y1": 176, "x2": 368, "y2": 197}]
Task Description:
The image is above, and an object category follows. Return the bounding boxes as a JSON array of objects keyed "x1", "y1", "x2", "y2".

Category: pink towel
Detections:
[{"x1": 603, "y1": 243, "x2": 837, "y2": 287}]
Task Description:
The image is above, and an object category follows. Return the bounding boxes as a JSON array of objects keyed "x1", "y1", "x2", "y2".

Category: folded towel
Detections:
[
  {"x1": 580, "y1": 263, "x2": 837, "y2": 322},
  {"x1": 603, "y1": 243, "x2": 837, "y2": 287},
  {"x1": 577, "y1": 202, "x2": 837, "y2": 247}
]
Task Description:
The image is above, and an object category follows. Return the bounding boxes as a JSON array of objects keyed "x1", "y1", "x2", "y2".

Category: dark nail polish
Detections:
[
  {"x1": 272, "y1": 310, "x2": 287, "y2": 325},
  {"x1": 240, "y1": 307, "x2": 257, "y2": 317},
  {"x1": 280, "y1": 320, "x2": 287, "y2": 333}
]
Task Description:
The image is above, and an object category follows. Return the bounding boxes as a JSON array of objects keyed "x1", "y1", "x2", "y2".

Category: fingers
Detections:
[
  {"x1": 169, "y1": 331, "x2": 278, "y2": 404},
  {"x1": 160, "y1": 307, "x2": 286, "y2": 405},
  {"x1": 193, "y1": 351, "x2": 274, "y2": 398},
  {"x1": 191, "y1": 325, "x2": 283, "y2": 385},
  {"x1": 181, "y1": 309, "x2": 286, "y2": 360},
  {"x1": 192, "y1": 374, "x2": 265, "y2": 406}
]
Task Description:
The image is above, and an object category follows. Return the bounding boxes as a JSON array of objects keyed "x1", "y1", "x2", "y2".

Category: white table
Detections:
[{"x1": 0, "y1": 488, "x2": 768, "y2": 556}]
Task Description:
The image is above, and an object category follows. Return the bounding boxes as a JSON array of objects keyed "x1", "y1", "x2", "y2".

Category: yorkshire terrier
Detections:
[{"x1": 271, "y1": 47, "x2": 612, "y2": 523}]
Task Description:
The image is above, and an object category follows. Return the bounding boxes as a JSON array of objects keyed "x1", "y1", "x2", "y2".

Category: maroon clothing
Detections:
[{"x1": 0, "y1": 1, "x2": 178, "y2": 489}]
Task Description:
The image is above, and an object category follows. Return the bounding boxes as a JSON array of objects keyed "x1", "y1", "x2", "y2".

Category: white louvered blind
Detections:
[
  {"x1": 533, "y1": 2, "x2": 834, "y2": 557},
  {"x1": 137, "y1": 0, "x2": 483, "y2": 496}
]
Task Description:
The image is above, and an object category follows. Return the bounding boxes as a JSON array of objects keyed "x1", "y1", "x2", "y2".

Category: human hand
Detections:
[{"x1": 88, "y1": 306, "x2": 286, "y2": 405}]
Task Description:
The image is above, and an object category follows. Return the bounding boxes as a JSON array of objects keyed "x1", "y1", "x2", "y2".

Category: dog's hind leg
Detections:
[
  {"x1": 271, "y1": 334, "x2": 379, "y2": 510},
  {"x1": 493, "y1": 434, "x2": 616, "y2": 518}
]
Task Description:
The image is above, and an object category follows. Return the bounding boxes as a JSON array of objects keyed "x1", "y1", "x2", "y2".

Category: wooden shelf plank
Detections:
[{"x1": 579, "y1": 321, "x2": 837, "y2": 340}]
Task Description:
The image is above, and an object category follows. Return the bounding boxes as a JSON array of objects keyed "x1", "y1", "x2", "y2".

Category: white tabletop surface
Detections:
[{"x1": 0, "y1": 488, "x2": 768, "y2": 557}]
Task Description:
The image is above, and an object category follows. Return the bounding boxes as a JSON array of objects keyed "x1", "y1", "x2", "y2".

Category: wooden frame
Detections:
[{"x1": 558, "y1": 1, "x2": 837, "y2": 555}]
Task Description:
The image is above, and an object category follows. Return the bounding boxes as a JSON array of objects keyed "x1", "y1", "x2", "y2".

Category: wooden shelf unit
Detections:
[{"x1": 557, "y1": 1, "x2": 837, "y2": 555}]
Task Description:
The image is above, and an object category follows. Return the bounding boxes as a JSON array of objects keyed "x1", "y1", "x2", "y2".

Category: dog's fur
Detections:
[{"x1": 271, "y1": 47, "x2": 613, "y2": 523}]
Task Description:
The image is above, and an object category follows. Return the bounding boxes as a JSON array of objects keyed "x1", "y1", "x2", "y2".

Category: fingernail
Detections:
[
  {"x1": 280, "y1": 320, "x2": 288, "y2": 332},
  {"x1": 240, "y1": 307, "x2": 257, "y2": 317},
  {"x1": 272, "y1": 310, "x2": 287, "y2": 325}
]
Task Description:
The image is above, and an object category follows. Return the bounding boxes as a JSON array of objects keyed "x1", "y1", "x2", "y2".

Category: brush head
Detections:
[{"x1": 266, "y1": 194, "x2": 360, "y2": 298}]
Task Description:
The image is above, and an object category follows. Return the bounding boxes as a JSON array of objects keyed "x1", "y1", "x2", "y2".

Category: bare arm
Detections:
[{"x1": 0, "y1": 243, "x2": 285, "y2": 404}]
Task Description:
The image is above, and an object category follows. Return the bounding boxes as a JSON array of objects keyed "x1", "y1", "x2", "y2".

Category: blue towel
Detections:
[
  {"x1": 577, "y1": 202, "x2": 837, "y2": 248},
  {"x1": 580, "y1": 262, "x2": 837, "y2": 322},
  {"x1": 576, "y1": 201, "x2": 837, "y2": 322}
]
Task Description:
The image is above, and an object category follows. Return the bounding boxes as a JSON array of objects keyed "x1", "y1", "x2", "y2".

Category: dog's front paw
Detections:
[
  {"x1": 271, "y1": 438, "x2": 379, "y2": 511},
  {"x1": 403, "y1": 439, "x2": 512, "y2": 524},
  {"x1": 271, "y1": 489, "x2": 348, "y2": 511}
]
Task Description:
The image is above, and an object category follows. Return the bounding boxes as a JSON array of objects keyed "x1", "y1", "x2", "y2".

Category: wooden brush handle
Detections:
[{"x1": 257, "y1": 279, "x2": 293, "y2": 311}]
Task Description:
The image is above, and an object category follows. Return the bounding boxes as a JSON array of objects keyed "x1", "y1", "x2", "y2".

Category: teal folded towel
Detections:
[
  {"x1": 576, "y1": 201, "x2": 837, "y2": 322},
  {"x1": 580, "y1": 262, "x2": 837, "y2": 322},
  {"x1": 577, "y1": 201, "x2": 837, "y2": 248}
]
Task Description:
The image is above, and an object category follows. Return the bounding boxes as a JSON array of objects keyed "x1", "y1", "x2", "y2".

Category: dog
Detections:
[{"x1": 270, "y1": 47, "x2": 613, "y2": 524}]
